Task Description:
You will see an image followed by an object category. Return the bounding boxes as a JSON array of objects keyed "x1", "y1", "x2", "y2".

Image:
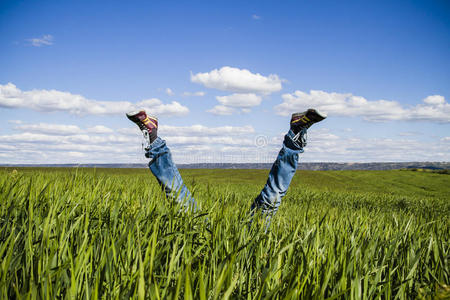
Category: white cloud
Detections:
[
  {"x1": 67, "y1": 151, "x2": 85, "y2": 158},
  {"x1": 14, "y1": 123, "x2": 82, "y2": 135},
  {"x1": 207, "y1": 105, "x2": 235, "y2": 115},
  {"x1": 0, "y1": 132, "x2": 69, "y2": 144},
  {"x1": 296, "y1": 128, "x2": 450, "y2": 162},
  {"x1": 275, "y1": 90, "x2": 450, "y2": 123},
  {"x1": 216, "y1": 93, "x2": 262, "y2": 108},
  {"x1": 0, "y1": 83, "x2": 189, "y2": 116},
  {"x1": 0, "y1": 144, "x2": 16, "y2": 150},
  {"x1": 165, "y1": 136, "x2": 253, "y2": 146},
  {"x1": 27, "y1": 34, "x2": 53, "y2": 47},
  {"x1": 159, "y1": 124, "x2": 254, "y2": 136},
  {"x1": 86, "y1": 125, "x2": 114, "y2": 134},
  {"x1": 0, "y1": 132, "x2": 134, "y2": 145},
  {"x1": 183, "y1": 91, "x2": 206, "y2": 97},
  {"x1": 191, "y1": 66, "x2": 282, "y2": 94},
  {"x1": 136, "y1": 98, "x2": 189, "y2": 116},
  {"x1": 252, "y1": 14, "x2": 261, "y2": 20},
  {"x1": 192, "y1": 67, "x2": 279, "y2": 114},
  {"x1": 117, "y1": 124, "x2": 255, "y2": 138},
  {"x1": 13, "y1": 122, "x2": 114, "y2": 135},
  {"x1": 1, "y1": 121, "x2": 449, "y2": 164},
  {"x1": 166, "y1": 88, "x2": 175, "y2": 96},
  {"x1": 0, "y1": 122, "x2": 259, "y2": 164},
  {"x1": 423, "y1": 95, "x2": 445, "y2": 105}
]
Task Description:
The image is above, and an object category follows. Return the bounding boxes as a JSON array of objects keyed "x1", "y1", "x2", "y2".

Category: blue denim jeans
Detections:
[
  {"x1": 250, "y1": 129, "x2": 304, "y2": 224},
  {"x1": 146, "y1": 137, "x2": 197, "y2": 210},
  {"x1": 146, "y1": 130, "x2": 303, "y2": 219}
]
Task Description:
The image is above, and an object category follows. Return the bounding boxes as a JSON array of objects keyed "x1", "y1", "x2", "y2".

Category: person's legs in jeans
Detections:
[
  {"x1": 250, "y1": 109, "x2": 327, "y2": 227},
  {"x1": 146, "y1": 137, "x2": 197, "y2": 210},
  {"x1": 250, "y1": 129, "x2": 304, "y2": 226},
  {"x1": 126, "y1": 110, "x2": 197, "y2": 210}
]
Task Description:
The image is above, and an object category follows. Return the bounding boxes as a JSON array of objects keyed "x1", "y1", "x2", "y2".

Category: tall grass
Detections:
[{"x1": 0, "y1": 168, "x2": 449, "y2": 299}]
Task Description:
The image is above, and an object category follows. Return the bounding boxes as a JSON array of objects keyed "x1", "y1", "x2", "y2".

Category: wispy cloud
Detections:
[
  {"x1": 252, "y1": 14, "x2": 261, "y2": 20},
  {"x1": 183, "y1": 91, "x2": 205, "y2": 97},
  {"x1": 207, "y1": 105, "x2": 235, "y2": 116},
  {"x1": 398, "y1": 131, "x2": 420, "y2": 137},
  {"x1": 27, "y1": 34, "x2": 53, "y2": 47},
  {"x1": 0, "y1": 83, "x2": 189, "y2": 116},
  {"x1": 166, "y1": 88, "x2": 175, "y2": 96}
]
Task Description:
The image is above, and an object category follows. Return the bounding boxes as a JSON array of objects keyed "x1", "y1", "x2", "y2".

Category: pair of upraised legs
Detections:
[{"x1": 126, "y1": 109, "x2": 326, "y2": 225}]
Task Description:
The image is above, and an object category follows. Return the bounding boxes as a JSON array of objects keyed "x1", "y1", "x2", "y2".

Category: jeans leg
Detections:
[
  {"x1": 251, "y1": 129, "x2": 304, "y2": 224},
  {"x1": 146, "y1": 137, "x2": 197, "y2": 211}
]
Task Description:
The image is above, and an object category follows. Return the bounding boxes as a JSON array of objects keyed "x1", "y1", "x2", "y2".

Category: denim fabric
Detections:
[
  {"x1": 250, "y1": 129, "x2": 304, "y2": 224},
  {"x1": 146, "y1": 137, "x2": 197, "y2": 210},
  {"x1": 146, "y1": 130, "x2": 303, "y2": 221}
]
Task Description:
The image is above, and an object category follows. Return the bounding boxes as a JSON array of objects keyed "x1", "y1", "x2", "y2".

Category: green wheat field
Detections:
[{"x1": 1, "y1": 167, "x2": 449, "y2": 299}]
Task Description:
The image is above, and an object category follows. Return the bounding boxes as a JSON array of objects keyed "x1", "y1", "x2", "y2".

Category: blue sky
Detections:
[{"x1": 1, "y1": 0, "x2": 449, "y2": 164}]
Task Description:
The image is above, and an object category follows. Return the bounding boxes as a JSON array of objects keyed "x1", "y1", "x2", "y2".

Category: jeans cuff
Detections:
[
  {"x1": 149, "y1": 136, "x2": 164, "y2": 149},
  {"x1": 284, "y1": 130, "x2": 304, "y2": 151},
  {"x1": 145, "y1": 137, "x2": 166, "y2": 159}
]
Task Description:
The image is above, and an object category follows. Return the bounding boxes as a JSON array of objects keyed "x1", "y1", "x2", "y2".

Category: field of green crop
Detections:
[{"x1": 1, "y1": 167, "x2": 449, "y2": 299}]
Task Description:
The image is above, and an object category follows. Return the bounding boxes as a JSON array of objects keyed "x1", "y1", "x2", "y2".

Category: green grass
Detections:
[{"x1": 1, "y1": 167, "x2": 449, "y2": 299}]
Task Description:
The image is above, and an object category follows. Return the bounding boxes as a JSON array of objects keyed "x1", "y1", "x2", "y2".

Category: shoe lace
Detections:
[
  {"x1": 141, "y1": 130, "x2": 151, "y2": 152},
  {"x1": 293, "y1": 128, "x2": 307, "y2": 147}
]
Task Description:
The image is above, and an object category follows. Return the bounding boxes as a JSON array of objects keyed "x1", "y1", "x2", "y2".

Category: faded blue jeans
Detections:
[
  {"x1": 250, "y1": 129, "x2": 304, "y2": 224},
  {"x1": 146, "y1": 130, "x2": 304, "y2": 220},
  {"x1": 146, "y1": 137, "x2": 197, "y2": 211}
]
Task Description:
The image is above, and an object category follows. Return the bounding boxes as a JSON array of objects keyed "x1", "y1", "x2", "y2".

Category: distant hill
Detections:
[{"x1": 1, "y1": 162, "x2": 449, "y2": 170}]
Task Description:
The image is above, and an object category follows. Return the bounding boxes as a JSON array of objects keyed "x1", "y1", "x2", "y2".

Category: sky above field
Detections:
[{"x1": 1, "y1": 0, "x2": 449, "y2": 164}]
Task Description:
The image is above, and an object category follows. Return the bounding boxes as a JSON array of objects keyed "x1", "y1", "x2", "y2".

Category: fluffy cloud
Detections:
[
  {"x1": 216, "y1": 93, "x2": 262, "y2": 108},
  {"x1": 0, "y1": 83, "x2": 189, "y2": 116},
  {"x1": 207, "y1": 105, "x2": 235, "y2": 115},
  {"x1": 27, "y1": 34, "x2": 53, "y2": 47},
  {"x1": 423, "y1": 95, "x2": 445, "y2": 105},
  {"x1": 192, "y1": 67, "x2": 281, "y2": 114},
  {"x1": 275, "y1": 90, "x2": 450, "y2": 123},
  {"x1": 191, "y1": 66, "x2": 282, "y2": 94}
]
